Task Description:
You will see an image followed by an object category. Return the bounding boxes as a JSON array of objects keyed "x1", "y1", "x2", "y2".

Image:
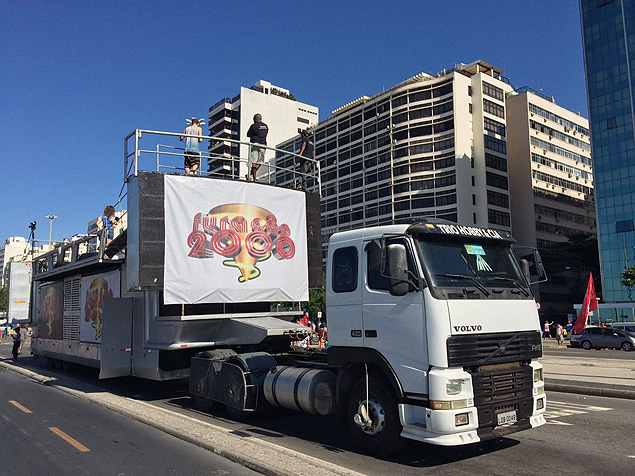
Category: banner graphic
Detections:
[
  {"x1": 163, "y1": 176, "x2": 309, "y2": 304},
  {"x1": 80, "y1": 270, "x2": 120, "y2": 343}
]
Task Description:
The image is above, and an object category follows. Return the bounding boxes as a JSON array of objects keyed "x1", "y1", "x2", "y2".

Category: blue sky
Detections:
[{"x1": 1, "y1": 1, "x2": 587, "y2": 244}]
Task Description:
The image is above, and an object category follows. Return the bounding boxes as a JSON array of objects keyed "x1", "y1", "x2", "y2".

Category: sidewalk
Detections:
[{"x1": 540, "y1": 339, "x2": 635, "y2": 400}]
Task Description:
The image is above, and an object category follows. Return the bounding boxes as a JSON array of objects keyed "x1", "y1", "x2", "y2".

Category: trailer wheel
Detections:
[
  {"x1": 348, "y1": 377, "x2": 402, "y2": 456},
  {"x1": 46, "y1": 357, "x2": 56, "y2": 368}
]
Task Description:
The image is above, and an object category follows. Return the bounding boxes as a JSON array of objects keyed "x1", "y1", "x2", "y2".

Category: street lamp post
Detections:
[{"x1": 45, "y1": 215, "x2": 57, "y2": 249}]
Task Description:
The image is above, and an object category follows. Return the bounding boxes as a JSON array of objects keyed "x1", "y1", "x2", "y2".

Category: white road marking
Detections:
[{"x1": 543, "y1": 400, "x2": 612, "y2": 425}]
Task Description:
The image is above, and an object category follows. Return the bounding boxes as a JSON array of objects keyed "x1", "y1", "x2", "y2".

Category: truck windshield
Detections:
[{"x1": 414, "y1": 235, "x2": 528, "y2": 295}]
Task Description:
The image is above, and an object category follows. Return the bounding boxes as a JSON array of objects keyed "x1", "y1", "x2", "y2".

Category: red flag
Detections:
[{"x1": 573, "y1": 273, "x2": 598, "y2": 334}]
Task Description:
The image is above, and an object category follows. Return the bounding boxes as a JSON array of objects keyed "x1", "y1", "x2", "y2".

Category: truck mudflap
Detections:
[{"x1": 189, "y1": 352, "x2": 277, "y2": 411}]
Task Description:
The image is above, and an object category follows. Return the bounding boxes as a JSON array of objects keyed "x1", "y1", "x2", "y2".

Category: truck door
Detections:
[
  {"x1": 362, "y1": 238, "x2": 427, "y2": 395},
  {"x1": 99, "y1": 298, "x2": 133, "y2": 378}
]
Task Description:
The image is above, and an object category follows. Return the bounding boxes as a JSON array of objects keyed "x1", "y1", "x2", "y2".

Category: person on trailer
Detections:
[
  {"x1": 297, "y1": 130, "x2": 314, "y2": 190},
  {"x1": 180, "y1": 117, "x2": 203, "y2": 175},
  {"x1": 246, "y1": 113, "x2": 268, "y2": 182},
  {"x1": 98, "y1": 205, "x2": 120, "y2": 246}
]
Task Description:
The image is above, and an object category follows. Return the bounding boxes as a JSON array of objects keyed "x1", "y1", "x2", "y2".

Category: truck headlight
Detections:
[
  {"x1": 446, "y1": 379, "x2": 463, "y2": 395},
  {"x1": 533, "y1": 368, "x2": 543, "y2": 383}
]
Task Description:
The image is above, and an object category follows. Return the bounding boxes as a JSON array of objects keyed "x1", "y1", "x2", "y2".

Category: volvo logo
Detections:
[{"x1": 453, "y1": 325, "x2": 483, "y2": 332}]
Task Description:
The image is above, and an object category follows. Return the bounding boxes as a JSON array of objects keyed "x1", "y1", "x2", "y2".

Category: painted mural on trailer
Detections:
[
  {"x1": 163, "y1": 175, "x2": 309, "y2": 304},
  {"x1": 80, "y1": 270, "x2": 120, "y2": 343},
  {"x1": 39, "y1": 282, "x2": 64, "y2": 340}
]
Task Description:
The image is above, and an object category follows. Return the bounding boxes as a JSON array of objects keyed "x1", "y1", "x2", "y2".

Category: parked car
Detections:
[
  {"x1": 571, "y1": 327, "x2": 635, "y2": 351},
  {"x1": 607, "y1": 322, "x2": 635, "y2": 337}
]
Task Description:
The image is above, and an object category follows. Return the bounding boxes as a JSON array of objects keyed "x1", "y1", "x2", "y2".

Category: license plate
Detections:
[{"x1": 497, "y1": 410, "x2": 517, "y2": 426}]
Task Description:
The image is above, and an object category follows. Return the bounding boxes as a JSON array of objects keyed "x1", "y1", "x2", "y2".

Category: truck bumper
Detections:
[{"x1": 398, "y1": 395, "x2": 546, "y2": 446}]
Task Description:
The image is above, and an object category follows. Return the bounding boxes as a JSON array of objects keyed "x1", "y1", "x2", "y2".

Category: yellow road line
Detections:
[
  {"x1": 49, "y1": 427, "x2": 91, "y2": 453},
  {"x1": 9, "y1": 400, "x2": 32, "y2": 414}
]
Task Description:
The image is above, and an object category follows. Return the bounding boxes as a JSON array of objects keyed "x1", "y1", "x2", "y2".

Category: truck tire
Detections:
[
  {"x1": 348, "y1": 377, "x2": 402, "y2": 456},
  {"x1": 224, "y1": 353, "x2": 277, "y2": 421}
]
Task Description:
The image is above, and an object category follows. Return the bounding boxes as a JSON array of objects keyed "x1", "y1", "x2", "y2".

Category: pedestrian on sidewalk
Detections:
[
  {"x1": 543, "y1": 320, "x2": 553, "y2": 339},
  {"x1": 11, "y1": 325, "x2": 22, "y2": 361},
  {"x1": 556, "y1": 324, "x2": 564, "y2": 346}
]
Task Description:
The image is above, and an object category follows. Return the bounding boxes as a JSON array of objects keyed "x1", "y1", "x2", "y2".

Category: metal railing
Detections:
[
  {"x1": 123, "y1": 129, "x2": 321, "y2": 192},
  {"x1": 32, "y1": 232, "x2": 105, "y2": 278}
]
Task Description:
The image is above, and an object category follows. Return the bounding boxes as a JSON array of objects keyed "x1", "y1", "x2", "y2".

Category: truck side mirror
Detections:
[
  {"x1": 386, "y1": 243, "x2": 409, "y2": 296},
  {"x1": 533, "y1": 250, "x2": 546, "y2": 282}
]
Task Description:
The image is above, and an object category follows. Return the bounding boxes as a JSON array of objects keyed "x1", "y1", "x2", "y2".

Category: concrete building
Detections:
[
  {"x1": 207, "y1": 80, "x2": 319, "y2": 179},
  {"x1": 506, "y1": 86, "x2": 595, "y2": 320},
  {"x1": 580, "y1": 0, "x2": 635, "y2": 308},
  {"x1": 275, "y1": 61, "x2": 515, "y2": 259},
  {"x1": 0, "y1": 237, "x2": 53, "y2": 285}
]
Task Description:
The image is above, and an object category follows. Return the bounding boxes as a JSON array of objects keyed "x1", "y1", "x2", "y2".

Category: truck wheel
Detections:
[
  {"x1": 192, "y1": 394, "x2": 214, "y2": 412},
  {"x1": 348, "y1": 377, "x2": 402, "y2": 456},
  {"x1": 190, "y1": 350, "x2": 237, "y2": 413},
  {"x1": 54, "y1": 359, "x2": 63, "y2": 370},
  {"x1": 224, "y1": 353, "x2": 277, "y2": 421},
  {"x1": 582, "y1": 340, "x2": 592, "y2": 350}
]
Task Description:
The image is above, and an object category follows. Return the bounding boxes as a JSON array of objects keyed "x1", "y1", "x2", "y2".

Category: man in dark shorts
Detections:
[
  {"x1": 180, "y1": 117, "x2": 203, "y2": 175},
  {"x1": 246, "y1": 113, "x2": 269, "y2": 181}
]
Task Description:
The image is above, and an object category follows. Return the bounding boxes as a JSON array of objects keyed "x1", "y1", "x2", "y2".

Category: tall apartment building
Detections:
[
  {"x1": 207, "y1": 80, "x2": 319, "y2": 178},
  {"x1": 276, "y1": 61, "x2": 515, "y2": 259},
  {"x1": 580, "y1": 0, "x2": 635, "y2": 307},
  {"x1": 506, "y1": 87, "x2": 594, "y2": 320}
]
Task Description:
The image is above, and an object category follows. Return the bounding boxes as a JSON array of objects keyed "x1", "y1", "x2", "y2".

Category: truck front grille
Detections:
[
  {"x1": 447, "y1": 331, "x2": 541, "y2": 367},
  {"x1": 472, "y1": 364, "x2": 534, "y2": 429}
]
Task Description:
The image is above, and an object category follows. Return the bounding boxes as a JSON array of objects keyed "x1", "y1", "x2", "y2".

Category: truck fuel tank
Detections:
[{"x1": 263, "y1": 366, "x2": 336, "y2": 416}]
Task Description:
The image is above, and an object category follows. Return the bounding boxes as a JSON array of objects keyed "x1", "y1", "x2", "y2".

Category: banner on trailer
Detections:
[
  {"x1": 163, "y1": 175, "x2": 309, "y2": 304},
  {"x1": 39, "y1": 282, "x2": 64, "y2": 340},
  {"x1": 80, "y1": 270, "x2": 120, "y2": 343}
]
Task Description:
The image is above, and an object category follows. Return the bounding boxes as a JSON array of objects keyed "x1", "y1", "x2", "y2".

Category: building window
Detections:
[
  {"x1": 469, "y1": 103, "x2": 472, "y2": 114},
  {"x1": 483, "y1": 99, "x2": 505, "y2": 119},
  {"x1": 468, "y1": 85, "x2": 472, "y2": 96},
  {"x1": 484, "y1": 135, "x2": 507, "y2": 154},
  {"x1": 484, "y1": 117, "x2": 506, "y2": 137},
  {"x1": 473, "y1": 213, "x2": 477, "y2": 224},
  {"x1": 488, "y1": 209, "x2": 511, "y2": 227},
  {"x1": 486, "y1": 171, "x2": 509, "y2": 190},
  {"x1": 607, "y1": 117, "x2": 617, "y2": 129},
  {"x1": 485, "y1": 153, "x2": 507, "y2": 171},
  {"x1": 616, "y1": 220, "x2": 634, "y2": 233},
  {"x1": 487, "y1": 190, "x2": 510, "y2": 208},
  {"x1": 482, "y1": 82, "x2": 504, "y2": 101},
  {"x1": 472, "y1": 194, "x2": 476, "y2": 205}
]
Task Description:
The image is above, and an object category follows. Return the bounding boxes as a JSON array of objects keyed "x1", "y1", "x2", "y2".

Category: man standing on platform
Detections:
[{"x1": 246, "y1": 113, "x2": 268, "y2": 182}]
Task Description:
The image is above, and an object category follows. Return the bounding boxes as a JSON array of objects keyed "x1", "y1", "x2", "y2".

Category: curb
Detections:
[
  {"x1": 0, "y1": 360, "x2": 364, "y2": 476},
  {"x1": 545, "y1": 382, "x2": 635, "y2": 400}
]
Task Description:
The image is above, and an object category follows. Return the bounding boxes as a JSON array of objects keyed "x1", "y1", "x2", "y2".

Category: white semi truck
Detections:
[{"x1": 190, "y1": 219, "x2": 547, "y2": 455}]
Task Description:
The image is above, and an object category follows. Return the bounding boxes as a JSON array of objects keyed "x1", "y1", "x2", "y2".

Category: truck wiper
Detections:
[
  {"x1": 435, "y1": 273, "x2": 490, "y2": 296},
  {"x1": 490, "y1": 277, "x2": 530, "y2": 296}
]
